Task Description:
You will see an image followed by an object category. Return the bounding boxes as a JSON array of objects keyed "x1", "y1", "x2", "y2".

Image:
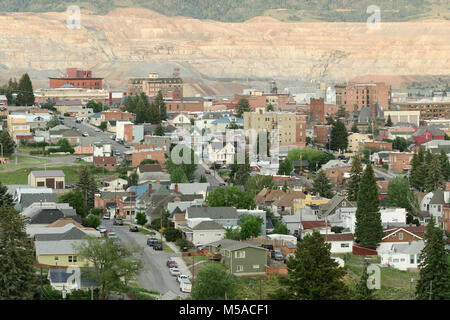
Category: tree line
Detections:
[{"x1": 0, "y1": 74, "x2": 35, "y2": 106}]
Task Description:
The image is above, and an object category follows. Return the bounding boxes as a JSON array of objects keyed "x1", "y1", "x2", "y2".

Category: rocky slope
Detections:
[{"x1": 0, "y1": 9, "x2": 449, "y2": 90}]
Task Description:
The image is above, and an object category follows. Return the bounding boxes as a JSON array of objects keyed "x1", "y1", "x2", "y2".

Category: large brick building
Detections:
[
  {"x1": 243, "y1": 110, "x2": 307, "y2": 147},
  {"x1": 309, "y1": 98, "x2": 339, "y2": 123},
  {"x1": 49, "y1": 68, "x2": 103, "y2": 89},
  {"x1": 396, "y1": 100, "x2": 450, "y2": 120},
  {"x1": 389, "y1": 152, "x2": 414, "y2": 173},
  {"x1": 335, "y1": 82, "x2": 391, "y2": 111},
  {"x1": 166, "y1": 99, "x2": 204, "y2": 113},
  {"x1": 128, "y1": 73, "x2": 183, "y2": 98}
]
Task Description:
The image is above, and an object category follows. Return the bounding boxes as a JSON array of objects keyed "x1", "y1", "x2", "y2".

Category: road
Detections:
[
  {"x1": 63, "y1": 117, "x2": 128, "y2": 154},
  {"x1": 104, "y1": 219, "x2": 189, "y2": 298},
  {"x1": 373, "y1": 167, "x2": 396, "y2": 181},
  {"x1": 194, "y1": 161, "x2": 226, "y2": 187}
]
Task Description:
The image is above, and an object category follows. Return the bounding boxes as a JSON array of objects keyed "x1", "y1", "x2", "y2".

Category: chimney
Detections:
[
  {"x1": 175, "y1": 183, "x2": 179, "y2": 194},
  {"x1": 371, "y1": 103, "x2": 376, "y2": 120},
  {"x1": 148, "y1": 184, "x2": 152, "y2": 196}
]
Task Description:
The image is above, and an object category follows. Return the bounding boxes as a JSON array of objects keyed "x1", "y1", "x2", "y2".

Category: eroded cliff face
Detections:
[{"x1": 0, "y1": 8, "x2": 449, "y2": 89}]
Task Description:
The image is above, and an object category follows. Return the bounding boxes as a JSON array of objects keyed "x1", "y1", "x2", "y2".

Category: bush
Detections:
[
  {"x1": 136, "y1": 211, "x2": 147, "y2": 226},
  {"x1": 83, "y1": 214, "x2": 101, "y2": 229},
  {"x1": 176, "y1": 238, "x2": 189, "y2": 251},
  {"x1": 163, "y1": 227, "x2": 182, "y2": 242},
  {"x1": 90, "y1": 208, "x2": 103, "y2": 216},
  {"x1": 331, "y1": 226, "x2": 344, "y2": 233}
]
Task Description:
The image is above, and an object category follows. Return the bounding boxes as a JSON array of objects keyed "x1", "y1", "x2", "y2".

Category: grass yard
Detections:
[
  {"x1": 235, "y1": 275, "x2": 283, "y2": 300},
  {"x1": 0, "y1": 155, "x2": 49, "y2": 169},
  {"x1": 162, "y1": 242, "x2": 174, "y2": 253}
]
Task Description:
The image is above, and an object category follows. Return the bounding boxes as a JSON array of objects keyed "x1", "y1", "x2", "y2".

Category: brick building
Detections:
[
  {"x1": 411, "y1": 126, "x2": 445, "y2": 146},
  {"x1": 396, "y1": 101, "x2": 450, "y2": 120},
  {"x1": 389, "y1": 152, "x2": 414, "y2": 173},
  {"x1": 127, "y1": 148, "x2": 166, "y2": 167},
  {"x1": 101, "y1": 111, "x2": 133, "y2": 122},
  {"x1": 49, "y1": 68, "x2": 103, "y2": 89},
  {"x1": 128, "y1": 73, "x2": 183, "y2": 98},
  {"x1": 364, "y1": 141, "x2": 393, "y2": 152},
  {"x1": 443, "y1": 204, "x2": 450, "y2": 233},
  {"x1": 335, "y1": 82, "x2": 391, "y2": 111},
  {"x1": 166, "y1": 99, "x2": 204, "y2": 113},
  {"x1": 313, "y1": 125, "x2": 331, "y2": 144},
  {"x1": 93, "y1": 156, "x2": 117, "y2": 171}
]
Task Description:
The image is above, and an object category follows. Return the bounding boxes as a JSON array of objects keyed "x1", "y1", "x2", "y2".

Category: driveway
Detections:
[{"x1": 103, "y1": 220, "x2": 189, "y2": 298}]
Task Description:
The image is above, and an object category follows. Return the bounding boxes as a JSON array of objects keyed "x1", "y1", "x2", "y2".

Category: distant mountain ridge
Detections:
[{"x1": 0, "y1": 0, "x2": 449, "y2": 22}]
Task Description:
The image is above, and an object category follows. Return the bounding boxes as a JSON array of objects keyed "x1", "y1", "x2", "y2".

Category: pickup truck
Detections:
[{"x1": 179, "y1": 278, "x2": 192, "y2": 293}]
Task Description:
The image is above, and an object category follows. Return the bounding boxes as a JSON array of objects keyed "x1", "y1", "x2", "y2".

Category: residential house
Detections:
[
  {"x1": 300, "y1": 220, "x2": 331, "y2": 238},
  {"x1": 182, "y1": 219, "x2": 226, "y2": 246},
  {"x1": 380, "y1": 240, "x2": 425, "y2": 271},
  {"x1": 371, "y1": 151, "x2": 390, "y2": 166},
  {"x1": 389, "y1": 152, "x2": 413, "y2": 173},
  {"x1": 322, "y1": 233, "x2": 354, "y2": 254},
  {"x1": 93, "y1": 156, "x2": 117, "y2": 171},
  {"x1": 7, "y1": 114, "x2": 30, "y2": 142},
  {"x1": 412, "y1": 126, "x2": 445, "y2": 146},
  {"x1": 208, "y1": 141, "x2": 235, "y2": 164},
  {"x1": 210, "y1": 116, "x2": 243, "y2": 133},
  {"x1": 22, "y1": 202, "x2": 79, "y2": 227},
  {"x1": 127, "y1": 147, "x2": 165, "y2": 167},
  {"x1": 12, "y1": 187, "x2": 58, "y2": 212},
  {"x1": 74, "y1": 144, "x2": 94, "y2": 155},
  {"x1": 93, "y1": 143, "x2": 113, "y2": 157},
  {"x1": 342, "y1": 207, "x2": 407, "y2": 234},
  {"x1": 347, "y1": 132, "x2": 373, "y2": 153},
  {"x1": 48, "y1": 268, "x2": 99, "y2": 292},
  {"x1": 185, "y1": 206, "x2": 239, "y2": 229},
  {"x1": 100, "y1": 177, "x2": 128, "y2": 192},
  {"x1": 209, "y1": 239, "x2": 268, "y2": 276},
  {"x1": 170, "y1": 113, "x2": 192, "y2": 130},
  {"x1": 378, "y1": 226, "x2": 425, "y2": 253},
  {"x1": 420, "y1": 190, "x2": 448, "y2": 222},
  {"x1": 272, "y1": 190, "x2": 306, "y2": 216},
  {"x1": 54, "y1": 100, "x2": 83, "y2": 114},
  {"x1": 254, "y1": 188, "x2": 287, "y2": 209},
  {"x1": 443, "y1": 204, "x2": 450, "y2": 233},
  {"x1": 292, "y1": 193, "x2": 331, "y2": 214},
  {"x1": 169, "y1": 183, "x2": 210, "y2": 200},
  {"x1": 28, "y1": 170, "x2": 65, "y2": 189}
]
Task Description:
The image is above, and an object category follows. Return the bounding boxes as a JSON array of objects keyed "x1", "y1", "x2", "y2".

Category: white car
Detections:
[
  {"x1": 176, "y1": 274, "x2": 189, "y2": 283},
  {"x1": 180, "y1": 278, "x2": 192, "y2": 293},
  {"x1": 169, "y1": 268, "x2": 181, "y2": 276},
  {"x1": 82, "y1": 132, "x2": 89, "y2": 137},
  {"x1": 95, "y1": 128, "x2": 101, "y2": 132},
  {"x1": 108, "y1": 232, "x2": 117, "y2": 238},
  {"x1": 96, "y1": 225, "x2": 107, "y2": 233}
]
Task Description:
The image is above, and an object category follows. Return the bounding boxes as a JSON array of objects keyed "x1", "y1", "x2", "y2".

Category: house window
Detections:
[
  {"x1": 393, "y1": 259, "x2": 399, "y2": 263},
  {"x1": 400, "y1": 258, "x2": 405, "y2": 262},
  {"x1": 253, "y1": 265, "x2": 260, "y2": 269},
  {"x1": 54, "y1": 257, "x2": 59, "y2": 261},
  {"x1": 68, "y1": 256, "x2": 77, "y2": 262},
  {"x1": 236, "y1": 265, "x2": 244, "y2": 272},
  {"x1": 235, "y1": 251, "x2": 246, "y2": 259},
  {"x1": 341, "y1": 243, "x2": 350, "y2": 248},
  {"x1": 410, "y1": 255, "x2": 415, "y2": 264},
  {"x1": 398, "y1": 232, "x2": 403, "y2": 240}
]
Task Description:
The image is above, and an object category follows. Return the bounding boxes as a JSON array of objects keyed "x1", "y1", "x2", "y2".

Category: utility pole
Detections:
[
  {"x1": 259, "y1": 278, "x2": 262, "y2": 300},
  {"x1": 429, "y1": 280, "x2": 433, "y2": 300}
]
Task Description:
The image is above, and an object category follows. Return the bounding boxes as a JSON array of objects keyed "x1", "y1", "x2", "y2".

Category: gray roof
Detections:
[
  {"x1": 49, "y1": 268, "x2": 99, "y2": 288},
  {"x1": 320, "y1": 194, "x2": 356, "y2": 217},
  {"x1": 192, "y1": 220, "x2": 224, "y2": 231},
  {"x1": 429, "y1": 190, "x2": 446, "y2": 205},
  {"x1": 391, "y1": 240, "x2": 425, "y2": 255},
  {"x1": 170, "y1": 183, "x2": 210, "y2": 195},
  {"x1": 35, "y1": 239, "x2": 84, "y2": 255},
  {"x1": 31, "y1": 170, "x2": 65, "y2": 178},
  {"x1": 358, "y1": 104, "x2": 384, "y2": 124},
  {"x1": 35, "y1": 226, "x2": 89, "y2": 241},
  {"x1": 209, "y1": 239, "x2": 267, "y2": 251},
  {"x1": 17, "y1": 193, "x2": 58, "y2": 210},
  {"x1": 412, "y1": 126, "x2": 445, "y2": 137},
  {"x1": 187, "y1": 206, "x2": 238, "y2": 220}
]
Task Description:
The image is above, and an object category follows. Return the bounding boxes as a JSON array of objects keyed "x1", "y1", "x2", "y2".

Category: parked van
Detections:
[{"x1": 180, "y1": 278, "x2": 192, "y2": 293}]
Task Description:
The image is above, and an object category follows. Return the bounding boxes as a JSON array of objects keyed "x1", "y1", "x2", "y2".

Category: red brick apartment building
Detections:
[
  {"x1": 49, "y1": 68, "x2": 103, "y2": 89},
  {"x1": 389, "y1": 152, "x2": 414, "y2": 173},
  {"x1": 335, "y1": 82, "x2": 391, "y2": 111},
  {"x1": 166, "y1": 100, "x2": 204, "y2": 112},
  {"x1": 101, "y1": 111, "x2": 133, "y2": 122},
  {"x1": 93, "y1": 156, "x2": 117, "y2": 171},
  {"x1": 309, "y1": 98, "x2": 339, "y2": 122}
]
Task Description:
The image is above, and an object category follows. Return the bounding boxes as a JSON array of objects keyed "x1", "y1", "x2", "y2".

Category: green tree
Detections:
[
  {"x1": 99, "y1": 121, "x2": 107, "y2": 131},
  {"x1": 155, "y1": 91, "x2": 167, "y2": 121},
  {"x1": 329, "y1": 119, "x2": 348, "y2": 152},
  {"x1": 135, "y1": 98, "x2": 148, "y2": 124},
  {"x1": 311, "y1": 170, "x2": 334, "y2": 199},
  {"x1": 59, "y1": 190, "x2": 88, "y2": 217},
  {"x1": 424, "y1": 154, "x2": 445, "y2": 192},
  {"x1": 271, "y1": 218, "x2": 289, "y2": 234},
  {"x1": 86, "y1": 100, "x2": 104, "y2": 113},
  {"x1": 76, "y1": 166, "x2": 97, "y2": 211},
  {"x1": 347, "y1": 155, "x2": 363, "y2": 201},
  {"x1": 387, "y1": 176, "x2": 419, "y2": 216},
  {"x1": 163, "y1": 227, "x2": 182, "y2": 242},
  {"x1": 74, "y1": 236, "x2": 142, "y2": 300},
  {"x1": 155, "y1": 123, "x2": 165, "y2": 136},
  {"x1": 0, "y1": 181, "x2": 13, "y2": 206},
  {"x1": 83, "y1": 213, "x2": 101, "y2": 229},
  {"x1": 0, "y1": 131, "x2": 15, "y2": 156},
  {"x1": 350, "y1": 122, "x2": 360, "y2": 133},
  {"x1": 415, "y1": 217, "x2": 450, "y2": 300},
  {"x1": 354, "y1": 164, "x2": 382, "y2": 249},
  {"x1": 16, "y1": 73, "x2": 34, "y2": 106},
  {"x1": 392, "y1": 137, "x2": 407, "y2": 152},
  {"x1": 271, "y1": 230, "x2": 349, "y2": 300},
  {"x1": 135, "y1": 211, "x2": 147, "y2": 226},
  {"x1": 170, "y1": 166, "x2": 189, "y2": 183},
  {"x1": 191, "y1": 262, "x2": 238, "y2": 300},
  {"x1": 410, "y1": 148, "x2": 426, "y2": 191},
  {"x1": 0, "y1": 204, "x2": 39, "y2": 299},
  {"x1": 128, "y1": 172, "x2": 139, "y2": 186},
  {"x1": 148, "y1": 101, "x2": 160, "y2": 124},
  {"x1": 239, "y1": 214, "x2": 263, "y2": 240},
  {"x1": 207, "y1": 186, "x2": 256, "y2": 209},
  {"x1": 336, "y1": 106, "x2": 346, "y2": 118},
  {"x1": 385, "y1": 114, "x2": 393, "y2": 127},
  {"x1": 229, "y1": 151, "x2": 250, "y2": 186},
  {"x1": 234, "y1": 98, "x2": 251, "y2": 118},
  {"x1": 46, "y1": 114, "x2": 60, "y2": 129},
  {"x1": 278, "y1": 158, "x2": 293, "y2": 175},
  {"x1": 439, "y1": 149, "x2": 450, "y2": 181},
  {"x1": 354, "y1": 265, "x2": 374, "y2": 300},
  {"x1": 266, "y1": 103, "x2": 274, "y2": 111},
  {"x1": 225, "y1": 227, "x2": 241, "y2": 240},
  {"x1": 199, "y1": 174, "x2": 207, "y2": 183}
]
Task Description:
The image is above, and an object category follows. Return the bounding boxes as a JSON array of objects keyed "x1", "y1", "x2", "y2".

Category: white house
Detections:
[
  {"x1": 171, "y1": 113, "x2": 192, "y2": 129},
  {"x1": 323, "y1": 233, "x2": 354, "y2": 254},
  {"x1": 116, "y1": 121, "x2": 133, "y2": 141},
  {"x1": 380, "y1": 240, "x2": 424, "y2": 271},
  {"x1": 93, "y1": 143, "x2": 112, "y2": 157},
  {"x1": 100, "y1": 177, "x2": 128, "y2": 192},
  {"x1": 342, "y1": 208, "x2": 407, "y2": 233},
  {"x1": 420, "y1": 190, "x2": 448, "y2": 221},
  {"x1": 208, "y1": 141, "x2": 235, "y2": 164},
  {"x1": 183, "y1": 218, "x2": 226, "y2": 246}
]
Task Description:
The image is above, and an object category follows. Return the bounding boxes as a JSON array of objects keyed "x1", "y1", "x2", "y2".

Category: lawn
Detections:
[
  {"x1": 0, "y1": 164, "x2": 118, "y2": 184},
  {"x1": 162, "y1": 242, "x2": 174, "y2": 253},
  {"x1": 0, "y1": 155, "x2": 49, "y2": 169}
]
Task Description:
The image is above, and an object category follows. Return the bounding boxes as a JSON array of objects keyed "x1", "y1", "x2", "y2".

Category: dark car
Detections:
[
  {"x1": 271, "y1": 250, "x2": 284, "y2": 261},
  {"x1": 205, "y1": 170, "x2": 211, "y2": 174},
  {"x1": 153, "y1": 243, "x2": 163, "y2": 251},
  {"x1": 261, "y1": 244, "x2": 274, "y2": 251},
  {"x1": 166, "y1": 260, "x2": 178, "y2": 268},
  {"x1": 147, "y1": 237, "x2": 158, "y2": 246},
  {"x1": 129, "y1": 226, "x2": 139, "y2": 232}
]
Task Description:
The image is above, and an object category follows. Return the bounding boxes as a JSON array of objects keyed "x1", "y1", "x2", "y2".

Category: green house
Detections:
[{"x1": 209, "y1": 239, "x2": 267, "y2": 276}]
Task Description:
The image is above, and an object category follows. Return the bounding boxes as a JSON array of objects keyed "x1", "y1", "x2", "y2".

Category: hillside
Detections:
[
  {"x1": 0, "y1": 0, "x2": 449, "y2": 22},
  {"x1": 0, "y1": 8, "x2": 449, "y2": 91}
]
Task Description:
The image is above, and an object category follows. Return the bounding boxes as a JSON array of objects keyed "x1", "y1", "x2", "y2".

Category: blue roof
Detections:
[
  {"x1": 129, "y1": 185, "x2": 149, "y2": 196},
  {"x1": 211, "y1": 117, "x2": 243, "y2": 125},
  {"x1": 89, "y1": 112, "x2": 102, "y2": 118}
]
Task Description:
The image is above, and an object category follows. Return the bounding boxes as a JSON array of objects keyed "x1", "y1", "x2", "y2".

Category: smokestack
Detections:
[
  {"x1": 148, "y1": 184, "x2": 152, "y2": 196},
  {"x1": 109, "y1": 92, "x2": 112, "y2": 107},
  {"x1": 175, "y1": 183, "x2": 179, "y2": 194}
]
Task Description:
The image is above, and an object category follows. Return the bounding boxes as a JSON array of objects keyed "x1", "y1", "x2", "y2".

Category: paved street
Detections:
[
  {"x1": 373, "y1": 167, "x2": 397, "y2": 181},
  {"x1": 103, "y1": 220, "x2": 189, "y2": 298},
  {"x1": 194, "y1": 161, "x2": 226, "y2": 187}
]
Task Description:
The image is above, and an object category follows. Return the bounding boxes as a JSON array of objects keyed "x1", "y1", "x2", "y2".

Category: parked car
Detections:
[
  {"x1": 110, "y1": 135, "x2": 116, "y2": 140},
  {"x1": 147, "y1": 238, "x2": 159, "y2": 247},
  {"x1": 179, "y1": 278, "x2": 192, "y2": 293},
  {"x1": 103, "y1": 214, "x2": 110, "y2": 220},
  {"x1": 95, "y1": 128, "x2": 101, "y2": 132},
  {"x1": 113, "y1": 217, "x2": 123, "y2": 226},
  {"x1": 129, "y1": 226, "x2": 139, "y2": 232},
  {"x1": 82, "y1": 132, "x2": 89, "y2": 137},
  {"x1": 105, "y1": 228, "x2": 114, "y2": 235},
  {"x1": 108, "y1": 232, "x2": 117, "y2": 239},
  {"x1": 114, "y1": 150, "x2": 121, "y2": 156},
  {"x1": 219, "y1": 183, "x2": 226, "y2": 187},
  {"x1": 261, "y1": 244, "x2": 274, "y2": 251},
  {"x1": 169, "y1": 268, "x2": 181, "y2": 276},
  {"x1": 205, "y1": 170, "x2": 211, "y2": 174},
  {"x1": 176, "y1": 274, "x2": 189, "y2": 284},
  {"x1": 153, "y1": 243, "x2": 163, "y2": 251},
  {"x1": 271, "y1": 250, "x2": 284, "y2": 261},
  {"x1": 166, "y1": 260, "x2": 178, "y2": 268},
  {"x1": 96, "y1": 225, "x2": 107, "y2": 233}
]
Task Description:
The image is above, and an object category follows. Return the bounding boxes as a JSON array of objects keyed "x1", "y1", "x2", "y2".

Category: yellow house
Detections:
[
  {"x1": 36, "y1": 250, "x2": 93, "y2": 268},
  {"x1": 28, "y1": 170, "x2": 65, "y2": 189},
  {"x1": 7, "y1": 115, "x2": 30, "y2": 140},
  {"x1": 347, "y1": 132, "x2": 373, "y2": 153},
  {"x1": 293, "y1": 193, "x2": 330, "y2": 213}
]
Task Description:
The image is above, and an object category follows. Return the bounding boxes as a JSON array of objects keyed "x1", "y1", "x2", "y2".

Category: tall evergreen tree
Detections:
[
  {"x1": 354, "y1": 265, "x2": 374, "y2": 300},
  {"x1": 415, "y1": 217, "x2": 450, "y2": 300},
  {"x1": 410, "y1": 148, "x2": 426, "y2": 192},
  {"x1": 155, "y1": 91, "x2": 167, "y2": 121},
  {"x1": 76, "y1": 166, "x2": 97, "y2": 211},
  {"x1": 350, "y1": 122, "x2": 360, "y2": 133},
  {"x1": 311, "y1": 170, "x2": 334, "y2": 199},
  {"x1": 155, "y1": 123, "x2": 165, "y2": 136},
  {"x1": 0, "y1": 204, "x2": 39, "y2": 299},
  {"x1": 0, "y1": 181, "x2": 14, "y2": 206},
  {"x1": 347, "y1": 155, "x2": 363, "y2": 201},
  {"x1": 439, "y1": 149, "x2": 450, "y2": 181},
  {"x1": 424, "y1": 154, "x2": 445, "y2": 192},
  {"x1": 16, "y1": 73, "x2": 34, "y2": 106},
  {"x1": 271, "y1": 230, "x2": 349, "y2": 300},
  {"x1": 354, "y1": 164, "x2": 382, "y2": 249},
  {"x1": 0, "y1": 131, "x2": 15, "y2": 156},
  {"x1": 235, "y1": 98, "x2": 251, "y2": 118},
  {"x1": 148, "y1": 102, "x2": 160, "y2": 124},
  {"x1": 330, "y1": 119, "x2": 348, "y2": 152},
  {"x1": 336, "y1": 106, "x2": 346, "y2": 118},
  {"x1": 385, "y1": 114, "x2": 393, "y2": 127},
  {"x1": 135, "y1": 98, "x2": 148, "y2": 124}
]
